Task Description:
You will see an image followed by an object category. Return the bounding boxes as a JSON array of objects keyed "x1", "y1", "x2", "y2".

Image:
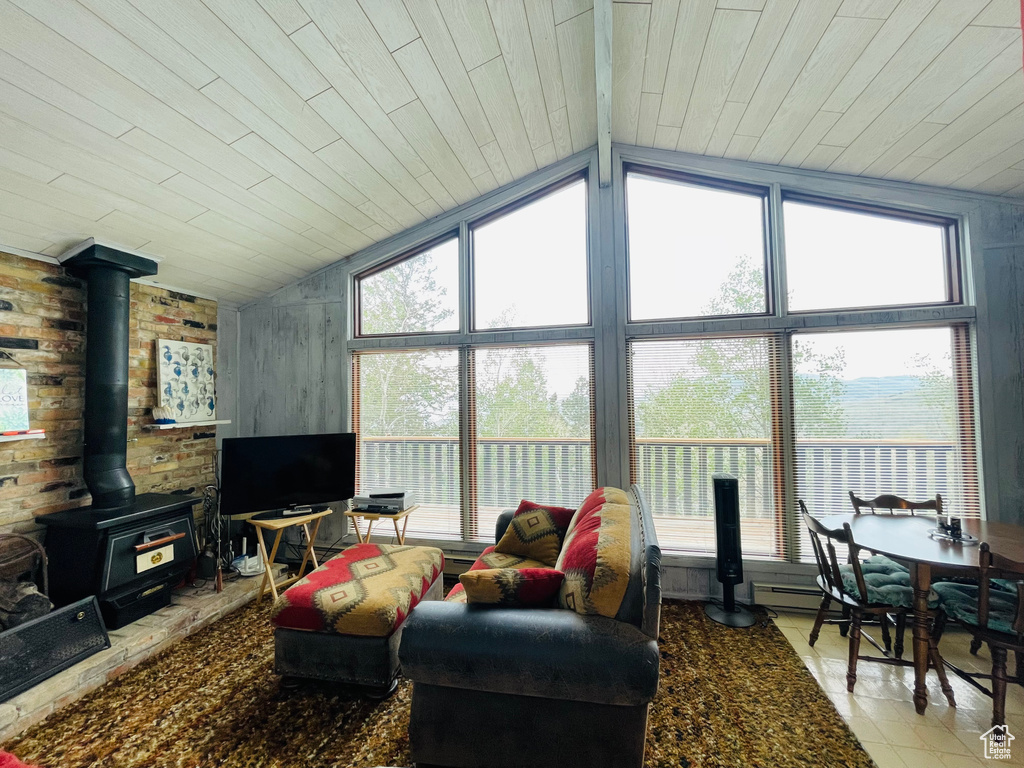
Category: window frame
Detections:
[
  {"x1": 623, "y1": 164, "x2": 774, "y2": 324},
  {"x1": 780, "y1": 192, "x2": 963, "y2": 314},
  {"x1": 467, "y1": 171, "x2": 592, "y2": 333},
  {"x1": 341, "y1": 146, "x2": 985, "y2": 564},
  {"x1": 627, "y1": 331, "x2": 787, "y2": 559},
  {"x1": 353, "y1": 231, "x2": 460, "y2": 339},
  {"x1": 620, "y1": 153, "x2": 978, "y2": 562},
  {"x1": 347, "y1": 166, "x2": 600, "y2": 548}
]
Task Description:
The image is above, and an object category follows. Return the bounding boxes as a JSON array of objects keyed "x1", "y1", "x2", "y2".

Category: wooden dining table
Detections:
[{"x1": 818, "y1": 513, "x2": 1024, "y2": 715}]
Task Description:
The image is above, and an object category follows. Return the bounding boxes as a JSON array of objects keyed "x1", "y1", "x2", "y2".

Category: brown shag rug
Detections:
[{"x1": 4, "y1": 599, "x2": 873, "y2": 768}]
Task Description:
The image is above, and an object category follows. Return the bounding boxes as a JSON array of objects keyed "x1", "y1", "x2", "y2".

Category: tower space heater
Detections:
[{"x1": 705, "y1": 473, "x2": 755, "y2": 628}]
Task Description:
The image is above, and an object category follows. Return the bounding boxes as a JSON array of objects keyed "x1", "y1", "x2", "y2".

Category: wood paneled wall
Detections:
[{"x1": 236, "y1": 270, "x2": 346, "y2": 438}]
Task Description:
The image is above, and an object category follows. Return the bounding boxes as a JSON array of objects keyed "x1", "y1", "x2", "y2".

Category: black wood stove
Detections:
[
  {"x1": 41, "y1": 494, "x2": 197, "y2": 628},
  {"x1": 40, "y1": 244, "x2": 198, "y2": 629}
]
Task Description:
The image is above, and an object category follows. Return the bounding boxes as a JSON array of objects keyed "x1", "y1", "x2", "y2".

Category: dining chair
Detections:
[
  {"x1": 849, "y1": 491, "x2": 943, "y2": 517},
  {"x1": 932, "y1": 543, "x2": 1024, "y2": 726},
  {"x1": 846, "y1": 491, "x2": 949, "y2": 654},
  {"x1": 801, "y1": 501, "x2": 955, "y2": 703}
]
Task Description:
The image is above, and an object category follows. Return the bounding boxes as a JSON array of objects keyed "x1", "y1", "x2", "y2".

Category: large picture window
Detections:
[
  {"x1": 351, "y1": 175, "x2": 596, "y2": 544},
  {"x1": 472, "y1": 344, "x2": 595, "y2": 539},
  {"x1": 348, "y1": 162, "x2": 981, "y2": 561},
  {"x1": 783, "y1": 199, "x2": 956, "y2": 312},
  {"x1": 352, "y1": 349, "x2": 461, "y2": 539},
  {"x1": 624, "y1": 166, "x2": 977, "y2": 559},
  {"x1": 472, "y1": 179, "x2": 589, "y2": 330},
  {"x1": 793, "y1": 326, "x2": 979, "y2": 519},
  {"x1": 629, "y1": 337, "x2": 781, "y2": 557},
  {"x1": 627, "y1": 172, "x2": 768, "y2": 321}
]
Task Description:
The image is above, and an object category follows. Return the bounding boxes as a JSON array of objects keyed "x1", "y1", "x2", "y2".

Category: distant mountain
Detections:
[{"x1": 797, "y1": 374, "x2": 955, "y2": 440}]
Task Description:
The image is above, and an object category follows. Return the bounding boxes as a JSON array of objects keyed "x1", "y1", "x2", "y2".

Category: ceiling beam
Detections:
[{"x1": 594, "y1": 0, "x2": 612, "y2": 187}]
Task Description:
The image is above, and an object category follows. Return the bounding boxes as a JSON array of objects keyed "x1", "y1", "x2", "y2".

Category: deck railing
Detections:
[{"x1": 357, "y1": 436, "x2": 967, "y2": 551}]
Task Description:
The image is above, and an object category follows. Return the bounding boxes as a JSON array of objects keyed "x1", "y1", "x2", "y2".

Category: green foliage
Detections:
[
  {"x1": 357, "y1": 351, "x2": 458, "y2": 437},
  {"x1": 475, "y1": 349, "x2": 588, "y2": 439},
  {"x1": 358, "y1": 256, "x2": 586, "y2": 439},
  {"x1": 635, "y1": 254, "x2": 846, "y2": 440},
  {"x1": 559, "y1": 376, "x2": 593, "y2": 436},
  {"x1": 358, "y1": 257, "x2": 458, "y2": 437},
  {"x1": 792, "y1": 344, "x2": 847, "y2": 439},
  {"x1": 634, "y1": 341, "x2": 772, "y2": 439},
  {"x1": 360, "y1": 254, "x2": 454, "y2": 335}
]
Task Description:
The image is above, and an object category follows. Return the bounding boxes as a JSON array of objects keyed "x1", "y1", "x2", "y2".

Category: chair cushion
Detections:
[
  {"x1": 932, "y1": 582, "x2": 1022, "y2": 636},
  {"x1": 863, "y1": 554, "x2": 909, "y2": 574},
  {"x1": 835, "y1": 562, "x2": 939, "y2": 609},
  {"x1": 271, "y1": 543, "x2": 443, "y2": 637},
  {"x1": 459, "y1": 567, "x2": 565, "y2": 606},
  {"x1": 493, "y1": 500, "x2": 576, "y2": 566},
  {"x1": 446, "y1": 546, "x2": 549, "y2": 603},
  {"x1": 555, "y1": 487, "x2": 633, "y2": 618}
]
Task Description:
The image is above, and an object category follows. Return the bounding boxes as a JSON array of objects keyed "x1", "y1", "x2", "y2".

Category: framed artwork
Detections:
[
  {"x1": 0, "y1": 368, "x2": 30, "y2": 432},
  {"x1": 156, "y1": 339, "x2": 216, "y2": 422}
]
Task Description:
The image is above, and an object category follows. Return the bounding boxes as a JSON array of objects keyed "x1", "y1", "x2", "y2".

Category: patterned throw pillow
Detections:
[
  {"x1": 555, "y1": 487, "x2": 633, "y2": 618},
  {"x1": 445, "y1": 546, "x2": 550, "y2": 603},
  {"x1": 493, "y1": 500, "x2": 576, "y2": 566},
  {"x1": 459, "y1": 567, "x2": 565, "y2": 606}
]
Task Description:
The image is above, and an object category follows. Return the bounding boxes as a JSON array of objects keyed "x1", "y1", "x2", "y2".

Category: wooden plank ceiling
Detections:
[{"x1": 0, "y1": 0, "x2": 1019, "y2": 304}]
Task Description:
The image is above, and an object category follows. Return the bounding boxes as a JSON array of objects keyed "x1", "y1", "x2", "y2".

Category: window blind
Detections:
[
  {"x1": 470, "y1": 344, "x2": 596, "y2": 541},
  {"x1": 352, "y1": 349, "x2": 462, "y2": 540},
  {"x1": 793, "y1": 326, "x2": 980, "y2": 532},
  {"x1": 628, "y1": 336, "x2": 783, "y2": 558}
]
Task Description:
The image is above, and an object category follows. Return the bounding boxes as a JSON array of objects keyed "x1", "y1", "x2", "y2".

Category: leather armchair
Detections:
[{"x1": 400, "y1": 484, "x2": 662, "y2": 768}]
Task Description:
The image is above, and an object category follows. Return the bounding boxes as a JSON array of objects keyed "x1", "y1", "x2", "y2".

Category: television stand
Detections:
[
  {"x1": 344, "y1": 505, "x2": 419, "y2": 545},
  {"x1": 250, "y1": 504, "x2": 330, "y2": 522},
  {"x1": 248, "y1": 508, "x2": 333, "y2": 602}
]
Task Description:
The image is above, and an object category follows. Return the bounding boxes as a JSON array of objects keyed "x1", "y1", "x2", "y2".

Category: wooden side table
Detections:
[
  {"x1": 250, "y1": 508, "x2": 332, "y2": 602},
  {"x1": 343, "y1": 505, "x2": 419, "y2": 545}
]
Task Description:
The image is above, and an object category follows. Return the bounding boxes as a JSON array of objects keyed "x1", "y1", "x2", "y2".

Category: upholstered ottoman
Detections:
[{"x1": 271, "y1": 543, "x2": 444, "y2": 695}]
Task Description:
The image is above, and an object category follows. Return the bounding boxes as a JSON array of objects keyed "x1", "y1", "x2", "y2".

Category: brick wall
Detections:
[{"x1": 0, "y1": 250, "x2": 220, "y2": 535}]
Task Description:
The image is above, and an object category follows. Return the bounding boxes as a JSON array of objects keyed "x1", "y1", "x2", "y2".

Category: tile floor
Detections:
[{"x1": 775, "y1": 610, "x2": 1024, "y2": 767}]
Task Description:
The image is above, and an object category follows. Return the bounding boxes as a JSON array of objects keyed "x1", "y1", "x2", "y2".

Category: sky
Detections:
[
  {"x1": 627, "y1": 174, "x2": 767, "y2": 319},
  {"x1": 385, "y1": 172, "x2": 955, "y2": 395},
  {"x1": 473, "y1": 179, "x2": 589, "y2": 329}
]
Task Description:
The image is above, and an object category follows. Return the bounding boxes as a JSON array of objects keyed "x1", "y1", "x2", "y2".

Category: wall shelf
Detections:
[
  {"x1": 0, "y1": 432, "x2": 45, "y2": 443},
  {"x1": 142, "y1": 420, "x2": 231, "y2": 431}
]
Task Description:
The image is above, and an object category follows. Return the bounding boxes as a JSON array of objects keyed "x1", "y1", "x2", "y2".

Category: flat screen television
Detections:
[{"x1": 219, "y1": 433, "x2": 356, "y2": 516}]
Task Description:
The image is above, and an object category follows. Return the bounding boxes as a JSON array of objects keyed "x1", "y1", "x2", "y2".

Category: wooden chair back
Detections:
[
  {"x1": 801, "y1": 500, "x2": 866, "y2": 608},
  {"x1": 977, "y1": 543, "x2": 1024, "y2": 637},
  {"x1": 849, "y1": 491, "x2": 943, "y2": 517}
]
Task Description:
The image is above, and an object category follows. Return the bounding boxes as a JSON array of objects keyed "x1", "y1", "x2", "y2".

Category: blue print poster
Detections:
[{"x1": 155, "y1": 339, "x2": 216, "y2": 423}]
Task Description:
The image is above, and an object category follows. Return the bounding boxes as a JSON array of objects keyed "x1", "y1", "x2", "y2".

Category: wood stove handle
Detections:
[{"x1": 134, "y1": 532, "x2": 185, "y2": 552}]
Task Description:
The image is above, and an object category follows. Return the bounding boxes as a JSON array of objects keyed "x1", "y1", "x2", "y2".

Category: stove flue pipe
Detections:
[{"x1": 63, "y1": 244, "x2": 158, "y2": 510}]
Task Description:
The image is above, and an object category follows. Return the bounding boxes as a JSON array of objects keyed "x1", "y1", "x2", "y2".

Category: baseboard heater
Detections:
[
  {"x1": 752, "y1": 582, "x2": 834, "y2": 612},
  {"x1": 443, "y1": 556, "x2": 476, "y2": 576}
]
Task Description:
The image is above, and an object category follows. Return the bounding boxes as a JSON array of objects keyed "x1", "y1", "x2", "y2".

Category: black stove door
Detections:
[{"x1": 102, "y1": 513, "x2": 197, "y2": 593}]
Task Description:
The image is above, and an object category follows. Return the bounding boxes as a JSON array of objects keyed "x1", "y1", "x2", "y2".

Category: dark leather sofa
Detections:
[{"x1": 399, "y1": 484, "x2": 662, "y2": 768}]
